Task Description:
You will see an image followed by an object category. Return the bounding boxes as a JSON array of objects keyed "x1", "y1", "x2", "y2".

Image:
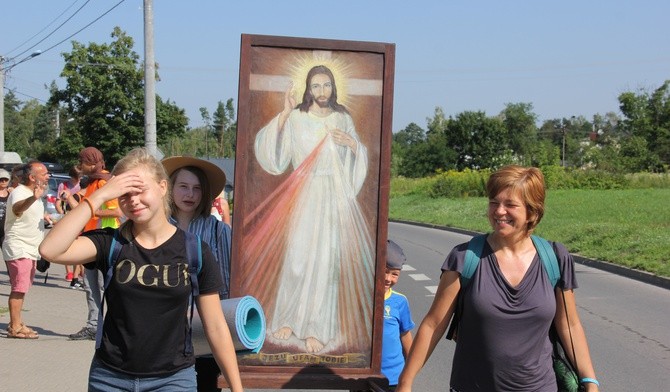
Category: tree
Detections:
[
  {"x1": 212, "y1": 99, "x2": 237, "y2": 158},
  {"x1": 446, "y1": 111, "x2": 510, "y2": 170},
  {"x1": 392, "y1": 122, "x2": 426, "y2": 176},
  {"x1": 618, "y1": 80, "x2": 670, "y2": 168},
  {"x1": 394, "y1": 122, "x2": 425, "y2": 148},
  {"x1": 3, "y1": 91, "x2": 32, "y2": 156},
  {"x1": 499, "y1": 102, "x2": 538, "y2": 164},
  {"x1": 50, "y1": 27, "x2": 188, "y2": 165}
]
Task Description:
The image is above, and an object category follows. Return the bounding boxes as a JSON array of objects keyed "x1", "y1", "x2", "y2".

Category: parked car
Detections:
[
  {"x1": 42, "y1": 161, "x2": 65, "y2": 174},
  {"x1": 44, "y1": 174, "x2": 71, "y2": 228}
]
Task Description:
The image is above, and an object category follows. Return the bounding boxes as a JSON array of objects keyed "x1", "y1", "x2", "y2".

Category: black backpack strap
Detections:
[
  {"x1": 184, "y1": 231, "x2": 202, "y2": 355},
  {"x1": 95, "y1": 229, "x2": 123, "y2": 349}
]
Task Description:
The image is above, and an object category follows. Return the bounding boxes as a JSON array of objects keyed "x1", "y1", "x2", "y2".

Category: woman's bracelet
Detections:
[
  {"x1": 580, "y1": 377, "x2": 600, "y2": 386},
  {"x1": 82, "y1": 197, "x2": 96, "y2": 217}
]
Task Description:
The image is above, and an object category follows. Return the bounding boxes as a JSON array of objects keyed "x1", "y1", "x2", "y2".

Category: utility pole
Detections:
[
  {"x1": 562, "y1": 125, "x2": 566, "y2": 168},
  {"x1": 143, "y1": 0, "x2": 158, "y2": 158}
]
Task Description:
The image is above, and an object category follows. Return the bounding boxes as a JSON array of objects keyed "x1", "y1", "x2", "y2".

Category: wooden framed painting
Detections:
[{"x1": 226, "y1": 34, "x2": 395, "y2": 390}]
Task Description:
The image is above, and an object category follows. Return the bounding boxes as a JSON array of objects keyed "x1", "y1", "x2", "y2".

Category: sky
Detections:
[{"x1": 2, "y1": 0, "x2": 669, "y2": 132}]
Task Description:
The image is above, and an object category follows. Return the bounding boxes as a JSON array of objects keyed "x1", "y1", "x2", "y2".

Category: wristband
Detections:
[
  {"x1": 82, "y1": 197, "x2": 96, "y2": 217},
  {"x1": 580, "y1": 378, "x2": 599, "y2": 386}
]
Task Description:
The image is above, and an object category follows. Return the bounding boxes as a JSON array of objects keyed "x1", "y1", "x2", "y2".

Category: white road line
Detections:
[
  {"x1": 402, "y1": 264, "x2": 416, "y2": 271},
  {"x1": 426, "y1": 286, "x2": 438, "y2": 294},
  {"x1": 409, "y1": 273, "x2": 430, "y2": 281}
]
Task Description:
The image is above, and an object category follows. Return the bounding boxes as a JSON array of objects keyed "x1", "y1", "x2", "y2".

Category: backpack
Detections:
[
  {"x1": 446, "y1": 234, "x2": 560, "y2": 340},
  {"x1": 95, "y1": 229, "x2": 203, "y2": 355}
]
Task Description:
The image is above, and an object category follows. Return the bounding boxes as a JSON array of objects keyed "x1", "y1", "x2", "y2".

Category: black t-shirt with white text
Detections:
[{"x1": 84, "y1": 227, "x2": 223, "y2": 376}]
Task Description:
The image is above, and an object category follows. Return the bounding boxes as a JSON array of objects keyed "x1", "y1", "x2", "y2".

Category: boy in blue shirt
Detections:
[{"x1": 382, "y1": 240, "x2": 415, "y2": 391}]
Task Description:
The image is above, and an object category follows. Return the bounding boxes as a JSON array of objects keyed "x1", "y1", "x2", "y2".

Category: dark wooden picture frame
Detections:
[{"x1": 226, "y1": 34, "x2": 395, "y2": 390}]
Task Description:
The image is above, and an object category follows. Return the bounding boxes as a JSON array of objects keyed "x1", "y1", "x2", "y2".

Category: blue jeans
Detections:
[{"x1": 88, "y1": 357, "x2": 196, "y2": 391}]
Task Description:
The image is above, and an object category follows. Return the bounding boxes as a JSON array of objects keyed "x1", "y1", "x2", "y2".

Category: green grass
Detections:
[{"x1": 389, "y1": 188, "x2": 670, "y2": 278}]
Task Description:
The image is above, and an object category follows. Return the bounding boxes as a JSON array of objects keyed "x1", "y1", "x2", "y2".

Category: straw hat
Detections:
[{"x1": 161, "y1": 156, "x2": 226, "y2": 199}]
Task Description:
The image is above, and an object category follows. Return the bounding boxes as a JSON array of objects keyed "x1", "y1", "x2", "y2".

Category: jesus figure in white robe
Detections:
[{"x1": 244, "y1": 65, "x2": 375, "y2": 355}]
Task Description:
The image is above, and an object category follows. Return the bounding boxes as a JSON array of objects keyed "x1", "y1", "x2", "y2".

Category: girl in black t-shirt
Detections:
[{"x1": 40, "y1": 148, "x2": 243, "y2": 392}]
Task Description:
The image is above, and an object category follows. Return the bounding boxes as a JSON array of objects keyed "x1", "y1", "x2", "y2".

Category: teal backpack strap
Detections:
[
  {"x1": 446, "y1": 234, "x2": 487, "y2": 340},
  {"x1": 531, "y1": 235, "x2": 560, "y2": 288},
  {"x1": 461, "y1": 234, "x2": 487, "y2": 287}
]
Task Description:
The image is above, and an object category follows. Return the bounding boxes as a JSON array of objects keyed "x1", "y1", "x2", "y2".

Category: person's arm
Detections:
[
  {"x1": 55, "y1": 199, "x2": 65, "y2": 214},
  {"x1": 55, "y1": 185, "x2": 66, "y2": 214},
  {"x1": 196, "y1": 292, "x2": 243, "y2": 392},
  {"x1": 39, "y1": 172, "x2": 143, "y2": 266},
  {"x1": 220, "y1": 198, "x2": 231, "y2": 226},
  {"x1": 12, "y1": 182, "x2": 46, "y2": 215},
  {"x1": 277, "y1": 82, "x2": 296, "y2": 131},
  {"x1": 554, "y1": 289, "x2": 599, "y2": 392},
  {"x1": 400, "y1": 330, "x2": 413, "y2": 359},
  {"x1": 94, "y1": 205, "x2": 123, "y2": 218},
  {"x1": 396, "y1": 271, "x2": 460, "y2": 392}
]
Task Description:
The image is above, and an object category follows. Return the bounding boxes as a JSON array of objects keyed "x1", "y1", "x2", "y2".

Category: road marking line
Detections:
[
  {"x1": 402, "y1": 265, "x2": 416, "y2": 271},
  {"x1": 426, "y1": 286, "x2": 438, "y2": 294},
  {"x1": 409, "y1": 273, "x2": 430, "y2": 281}
]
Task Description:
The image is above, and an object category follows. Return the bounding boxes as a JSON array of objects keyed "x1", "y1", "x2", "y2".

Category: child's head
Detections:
[
  {"x1": 169, "y1": 167, "x2": 212, "y2": 218},
  {"x1": 161, "y1": 157, "x2": 226, "y2": 219},
  {"x1": 385, "y1": 240, "x2": 406, "y2": 291},
  {"x1": 112, "y1": 147, "x2": 172, "y2": 218}
]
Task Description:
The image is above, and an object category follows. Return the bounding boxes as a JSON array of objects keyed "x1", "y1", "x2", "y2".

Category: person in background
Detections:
[
  {"x1": 68, "y1": 147, "x2": 123, "y2": 341},
  {"x1": 211, "y1": 190, "x2": 231, "y2": 226},
  {"x1": 39, "y1": 148, "x2": 243, "y2": 391},
  {"x1": 162, "y1": 156, "x2": 232, "y2": 392},
  {"x1": 56, "y1": 165, "x2": 83, "y2": 288},
  {"x1": 9, "y1": 165, "x2": 22, "y2": 190},
  {"x1": 3, "y1": 161, "x2": 50, "y2": 339},
  {"x1": 397, "y1": 165, "x2": 599, "y2": 392},
  {"x1": 0, "y1": 168, "x2": 12, "y2": 248},
  {"x1": 381, "y1": 240, "x2": 415, "y2": 391}
]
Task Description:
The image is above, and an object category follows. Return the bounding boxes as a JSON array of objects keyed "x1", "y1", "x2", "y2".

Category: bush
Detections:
[
  {"x1": 429, "y1": 169, "x2": 490, "y2": 198},
  {"x1": 626, "y1": 172, "x2": 670, "y2": 189},
  {"x1": 390, "y1": 176, "x2": 436, "y2": 197},
  {"x1": 570, "y1": 170, "x2": 628, "y2": 189},
  {"x1": 540, "y1": 165, "x2": 575, "y2": 189}
]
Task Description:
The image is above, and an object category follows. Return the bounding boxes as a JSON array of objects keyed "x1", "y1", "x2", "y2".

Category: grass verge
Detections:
[{"x1": 389, "y1": 188, "x2": 670, "y2": 278}]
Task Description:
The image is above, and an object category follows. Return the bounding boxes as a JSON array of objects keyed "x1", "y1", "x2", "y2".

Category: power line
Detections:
[
  {"x1": 1, "y1": 87, "x2": 48, "y2": 103},
  {"x1": 5, "y1": 0, "x2": 126, "y2": 72},
  {"x1": 4, "y1": 0, "x2": 84, "y2": 58}
]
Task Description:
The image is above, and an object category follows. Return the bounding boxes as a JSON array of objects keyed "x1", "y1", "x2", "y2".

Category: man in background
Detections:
[{"x1": 3, "y1": 161, "x2": 50, "y2": 339}]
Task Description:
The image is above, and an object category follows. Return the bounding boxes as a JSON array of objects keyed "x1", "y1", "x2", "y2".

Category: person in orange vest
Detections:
[{"x1": 67, "y1": 147, "x2": 124, "y2": 341}]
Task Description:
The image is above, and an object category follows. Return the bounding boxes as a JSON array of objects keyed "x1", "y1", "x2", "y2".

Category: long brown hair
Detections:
[
  {"x1": 169, "y1": 166, "x2": 213, "y2": 218},
  {"x1": 297, "y1": 65, "x2": 349, "y2": 114}
]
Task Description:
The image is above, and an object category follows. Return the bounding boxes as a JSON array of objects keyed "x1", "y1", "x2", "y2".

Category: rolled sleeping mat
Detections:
[{"x1": 191, "y1": 295, "x2": 266, "y2": 355}]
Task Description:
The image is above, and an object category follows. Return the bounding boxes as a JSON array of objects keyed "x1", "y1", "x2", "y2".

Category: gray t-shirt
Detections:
[{"x1": 442, "y1": 237, "x2": 577, "y2": 392}]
